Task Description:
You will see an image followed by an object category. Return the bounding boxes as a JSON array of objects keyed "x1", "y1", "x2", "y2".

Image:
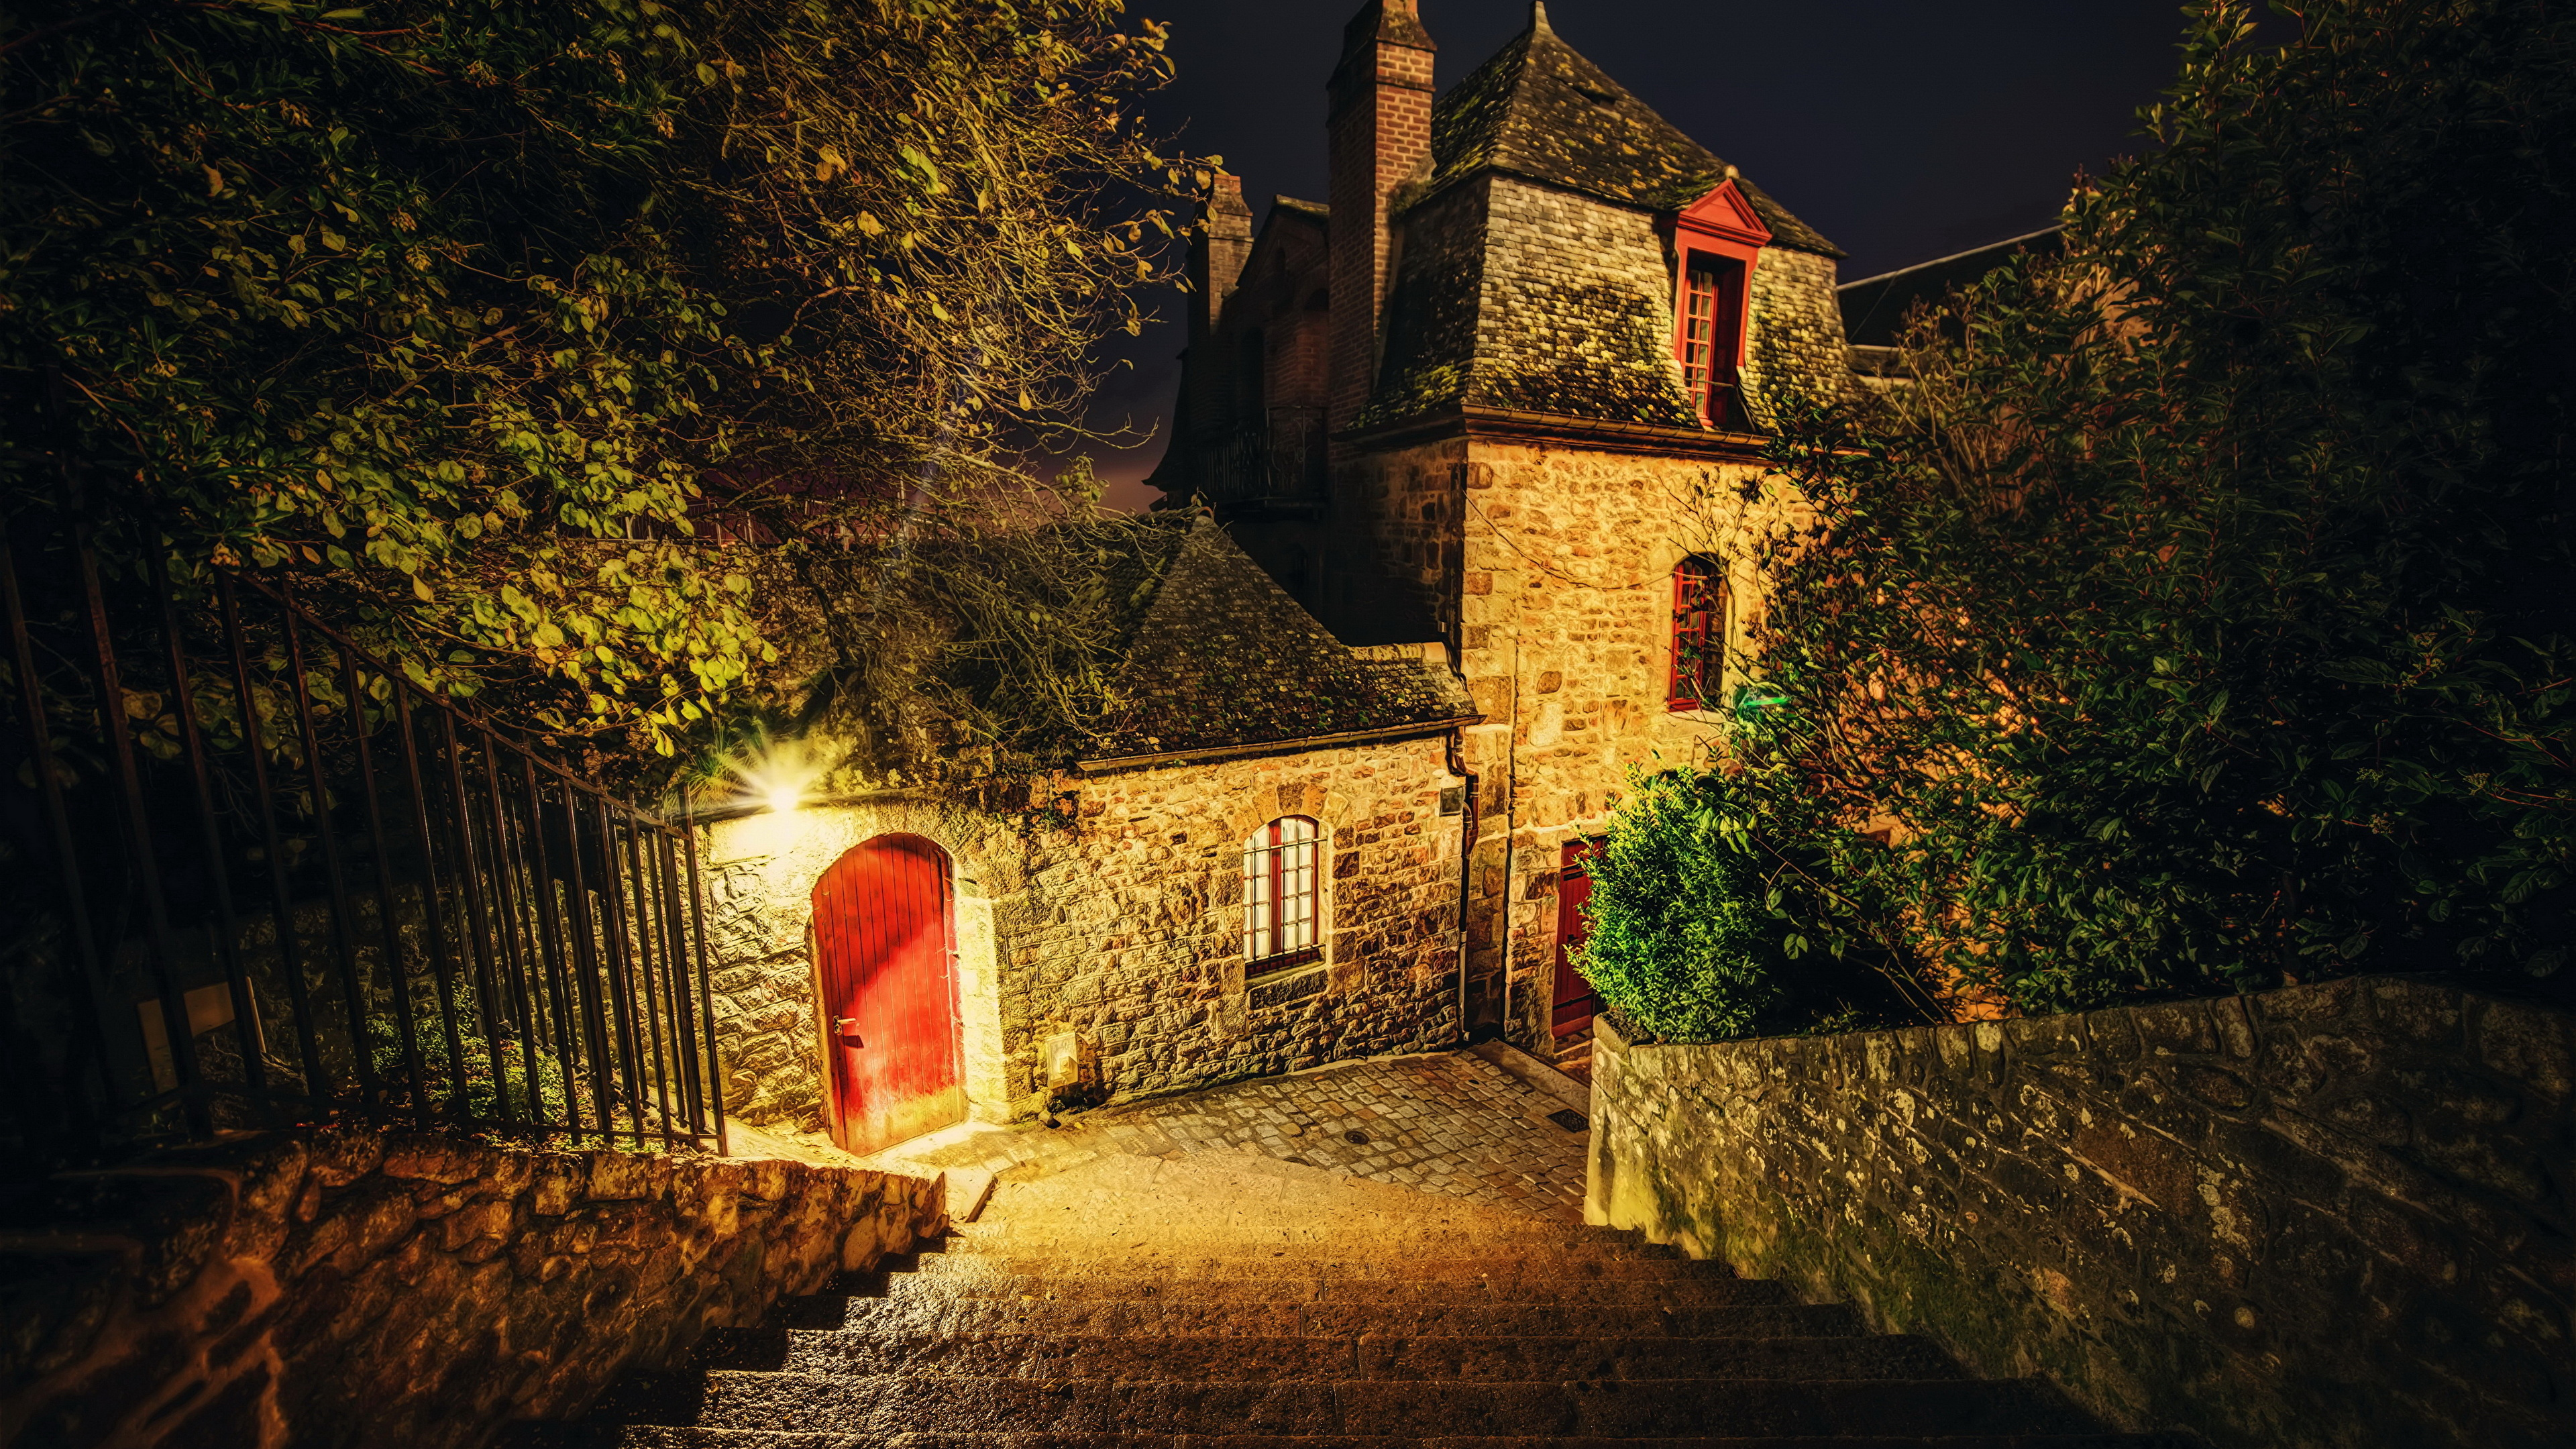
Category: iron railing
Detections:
[
  {"x1": 0, "y1": 493, "x2": 726, "y2": 1164},
  {"x1": 1205, "y1": 405, "x2": 1328, "y2": 508}
]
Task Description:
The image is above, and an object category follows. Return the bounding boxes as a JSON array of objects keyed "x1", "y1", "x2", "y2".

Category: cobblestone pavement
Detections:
[{"x1": 861, "y1": 1047, "x2": 1594, "y2": 1222}]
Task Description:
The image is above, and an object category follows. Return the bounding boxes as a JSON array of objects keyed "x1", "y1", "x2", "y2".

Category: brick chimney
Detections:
[
  {"x1": 1326, "y1": 0, "x2": 1436, "y2": 441},
  {"x1": 1186, "y1": 172, "x2": 1254, "y2": 354}
]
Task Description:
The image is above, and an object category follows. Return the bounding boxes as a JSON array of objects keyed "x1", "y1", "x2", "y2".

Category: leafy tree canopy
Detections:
[
  {"x1": 2, "y1": 0, "x2": 1197, "y2": 758},
  {"x1": 1599, "y1": 0, "x2": 2574, "y2": 1028}
]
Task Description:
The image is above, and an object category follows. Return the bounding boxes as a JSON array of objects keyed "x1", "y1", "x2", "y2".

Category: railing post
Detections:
[
  {"x1": 279, "y1": 599, "x2": 377, "y2": 1104},
  {"x1": 683, "y1": 794, "x2": 729, "y2": 1157},
  {"x1": 0, "y1": 509, "x2": 117, "y2": 1153},
  {"x1": 66, "y1": 474, "x2": 207, "y2": 1136},
  {"x1": 217, "y1": 576, "x2": 331, "y2": 1104},
  {"x1": 149, "y1": 543, "x2": 268, "y2": 1116}
]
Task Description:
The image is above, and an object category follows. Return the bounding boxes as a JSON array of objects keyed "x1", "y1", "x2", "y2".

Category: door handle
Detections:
[{"x1": 834, "y1": 1018, "x2": 863, "y2": 1044}]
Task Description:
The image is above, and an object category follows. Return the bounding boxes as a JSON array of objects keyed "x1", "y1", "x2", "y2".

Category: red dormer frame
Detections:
[{"x1": 1673, "y1": 181, "x2": 1770, "y2": 431}]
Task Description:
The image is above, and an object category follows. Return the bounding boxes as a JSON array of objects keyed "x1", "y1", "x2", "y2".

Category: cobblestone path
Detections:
[{"x1": 859, "y1": 1045, "x2": 1594, "y2": 1222}]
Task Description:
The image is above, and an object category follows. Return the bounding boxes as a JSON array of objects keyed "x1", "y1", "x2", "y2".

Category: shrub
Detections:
[{"x1": 1572, "y1": 771, "x2": 1786, "y2": 1041}]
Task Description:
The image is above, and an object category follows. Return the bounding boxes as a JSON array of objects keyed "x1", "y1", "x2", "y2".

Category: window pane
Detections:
[{"x1": 1243, "y1": 816, "x2": 1323, "y2": 965}]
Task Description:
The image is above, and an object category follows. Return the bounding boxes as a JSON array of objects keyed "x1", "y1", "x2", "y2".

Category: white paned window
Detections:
[{"x1": 1242, "y1": 816, "x2": 1322, "y2": 968}]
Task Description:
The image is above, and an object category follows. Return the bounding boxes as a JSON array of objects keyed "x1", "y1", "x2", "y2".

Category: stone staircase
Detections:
[{"x1": 525, "y1": 1151, "x2": 2197, "y2": 1448}]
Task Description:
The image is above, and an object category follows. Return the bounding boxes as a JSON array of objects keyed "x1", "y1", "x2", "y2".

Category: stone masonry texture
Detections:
[
  {"x1": 700, "y1": 730, "x2": 1466, "y2": 1134},
  {"x1": 1587, "y1": 975, "x2": 2576, "y2": 1449},
  {"x1": 1340, "y1": 431, "x2": 1806, "y2": 1050},
  {"x1": 0, "y1": 1127, "x2": 943, "y2": 1449}
]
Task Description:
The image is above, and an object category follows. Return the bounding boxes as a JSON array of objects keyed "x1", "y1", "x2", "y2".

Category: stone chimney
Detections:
[
  {"x1": 1326, "y1": 0, "x2": 1436, "y2": 441},
  {"x1": 1186, "y1": 172, "x2": 1254, "y2": 354}
]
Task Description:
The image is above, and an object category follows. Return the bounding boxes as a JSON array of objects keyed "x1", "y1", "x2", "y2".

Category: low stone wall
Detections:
[
  {"x1": 1587, "y1": 976, "x2": 2573, "y2": 1449},
  {"x1": 0, "y1": 1128, "x2": 944, "y2": 1449}
]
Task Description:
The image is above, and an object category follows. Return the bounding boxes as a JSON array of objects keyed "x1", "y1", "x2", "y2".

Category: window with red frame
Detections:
[
  {"x1": 1668, "y1": 556, "x2": 1728, "y2": 711},
  {"x1": 1678, "y1": 254, "x2": 1748, "y2": 429},
  {"x1": 1242, "y1": 816, "x2": 1322, "y2": 969}
]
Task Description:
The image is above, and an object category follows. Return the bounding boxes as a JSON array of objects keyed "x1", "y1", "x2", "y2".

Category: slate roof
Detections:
[
  {"x1": 1351, "y1": 8, "x2": 1847, "y2": 435},
  {"x1": 1424, "y1": 9, "x2": 1841, "y2": 257},
  {"x1": 1090, "y1": 519, "x2": 1476, "y2": 762}
]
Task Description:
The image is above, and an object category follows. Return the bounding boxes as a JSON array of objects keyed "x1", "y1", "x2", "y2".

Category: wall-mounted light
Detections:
[{"x1": 729, "y1": 738, "x2": 823, "y2": 818}]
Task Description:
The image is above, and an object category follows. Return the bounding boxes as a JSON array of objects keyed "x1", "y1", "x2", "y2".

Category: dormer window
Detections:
[
  {"x1": 1672, "y1": 181, "x2": 1770, "y2": 432},
  {"x1": 1679, "y1": 255, "x2": 1748, "y2": 429}
]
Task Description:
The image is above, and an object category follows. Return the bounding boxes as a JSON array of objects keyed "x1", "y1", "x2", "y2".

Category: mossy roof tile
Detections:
[{"x1": 1094, "y1": 520, "x2": 1473, "y2": 759}]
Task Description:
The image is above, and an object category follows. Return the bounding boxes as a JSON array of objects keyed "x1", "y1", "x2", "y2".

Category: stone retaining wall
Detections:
[
  {"x1": 0, "y1": 1129, "x2": 943, "y2": 1449},
  {"x1": 1587, "y1": 976, "x2": 2573, "y2": 1449}
]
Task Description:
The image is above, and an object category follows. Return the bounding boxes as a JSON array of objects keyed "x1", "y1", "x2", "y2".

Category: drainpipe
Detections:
[
  {"x1": 1446, "y1": 726, "x2": 1477, "y2": 1042},
  {"x1": 1497, "y1": 636, "x2": 1521, "y2": 1046}
]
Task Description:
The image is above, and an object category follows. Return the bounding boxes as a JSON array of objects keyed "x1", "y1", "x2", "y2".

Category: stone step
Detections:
[
  {"x1": 636, "y1": 1371, "x2": 2103, "y2": 1439},
  {"x1": 767, "y1": 1296, "x2": 1868, "y2": 1342},
  {"x1": 990, "y1": 1146, "x2": 1559, "y2": 1220},
  {"x1": 948, "y1": 1217, "x2": 1634, "y2": 1252},
  {"x1": 538, "y1": 1423, "x2": 2194, "y2": 1444},
  {"x1": 933, "y1": 1236, "x2": 1692, "y2": 1266},
  {"x1": 911, "y1": 1253, "x2": 1727, "y2": 1283},
  {"x1": 533, "y1": 1427, "x2": 2203, "y2": 1449},
  {"x1": 704, "y1": 1332, "x2": 1966, "y2": 1383},
  {"x1": 872, "y1": 1272, "x2": 1789, "y2": 1307}
]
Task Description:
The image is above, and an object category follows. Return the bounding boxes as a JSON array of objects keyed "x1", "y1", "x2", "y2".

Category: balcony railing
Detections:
[
  {"x1": 1204, "y1": 405, "x2": 1328, "y2": 508},
  {"x1": 1, "y1": 490, "x2": 726, "y2": 1165}
]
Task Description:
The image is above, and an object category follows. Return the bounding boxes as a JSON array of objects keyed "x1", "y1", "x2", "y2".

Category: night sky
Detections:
[{"x1": 1080, "y1": 0, "x2": 2195, "y2": 511}]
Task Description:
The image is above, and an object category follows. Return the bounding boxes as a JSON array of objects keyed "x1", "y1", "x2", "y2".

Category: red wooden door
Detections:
[
  {"x1": 812, "y1": 835, "x2": 965, "y2": 1155},
  {"x1": 1552, "y1": 840, "x2": 1603, "y2": 1032}
]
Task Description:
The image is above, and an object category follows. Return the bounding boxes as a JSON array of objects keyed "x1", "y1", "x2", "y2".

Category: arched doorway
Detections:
[{"x1": 811, "y1": 835, "x2": 964, "y2": 1155}]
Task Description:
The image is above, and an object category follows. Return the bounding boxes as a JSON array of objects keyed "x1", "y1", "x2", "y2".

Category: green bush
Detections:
[
  {"x1": 1570, "y1": 771, "x2": 1774, "y2": 1041},
  {"x1": 1575, "y1": 769, "x2": 1933, "y2": 1040}
]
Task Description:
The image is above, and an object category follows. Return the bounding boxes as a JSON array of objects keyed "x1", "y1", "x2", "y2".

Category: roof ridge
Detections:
[
  {"x1": 1421, "y1": 9, "x2": 1840, "y2": 255},
  {"x1": 1837, "y1": 225, "x2": 2065, "y2": 291}
]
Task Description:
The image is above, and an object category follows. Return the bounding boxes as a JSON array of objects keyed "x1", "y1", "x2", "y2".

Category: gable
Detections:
[{"x1": 1678, "y1": 182, "x2": 1772, "y2": 246}]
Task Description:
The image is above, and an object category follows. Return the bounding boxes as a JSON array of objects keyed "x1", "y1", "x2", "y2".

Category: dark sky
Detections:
[{"x1": 1079, "y1": 0, "x2": 2192, "y2": 511}]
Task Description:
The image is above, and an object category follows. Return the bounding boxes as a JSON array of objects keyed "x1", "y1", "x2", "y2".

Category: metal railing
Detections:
[
  {"x1": 0, "y1": 494, "x2": 726, "y2": 1164},
  {"x1": 1204, "y1": 405, "x2": 1328, "y2": 507}
]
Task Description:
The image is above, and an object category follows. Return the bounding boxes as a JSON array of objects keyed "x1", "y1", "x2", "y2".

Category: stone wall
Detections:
[
  {"x1": 1587, "y1": 977, "x2": 2575, "y2": 1449},
  {"x1": 700, "y1": 793, "x2": 1024, "y2": 1132},
  {"x1": 698, "y1": 731, "x2": 1464, "y2": 1132},
  {"x1": 0, "y1": 1128, "x2": 943, "y2": 1449},
  {"x1": 1434, "y1": 436, "x2": 1791, "y2": 1051}
]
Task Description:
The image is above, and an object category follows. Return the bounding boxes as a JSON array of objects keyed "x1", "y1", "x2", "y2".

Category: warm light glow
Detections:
[{"x1": 731, "y1": 737, "x2": 824, "y2": 818}]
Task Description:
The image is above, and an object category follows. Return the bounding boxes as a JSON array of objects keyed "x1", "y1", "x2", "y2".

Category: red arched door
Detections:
[
  {"x1": 812, "y1": 835, "x2": 964, "y2": 1155},
  {"x1": 1552, "y1": 840, "x2": 1603, "y2": 1034}
]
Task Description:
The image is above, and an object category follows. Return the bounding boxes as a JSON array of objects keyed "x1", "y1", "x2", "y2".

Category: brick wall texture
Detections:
[
  {"x1": 0, "y1": 1128, "x2": 942, "y2": 1449},
  {"x1": 1588, "y1": 977, "x2": 2576, "y2": 1449}
]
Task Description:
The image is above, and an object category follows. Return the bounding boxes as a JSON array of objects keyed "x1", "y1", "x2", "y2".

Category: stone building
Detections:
[
  {"x1": 696, "y1": 520, "x2": 1476, "y2": 1151},
  {"x1": 1150, "y1": 1, "x2": 1860, "y2": 1062}
]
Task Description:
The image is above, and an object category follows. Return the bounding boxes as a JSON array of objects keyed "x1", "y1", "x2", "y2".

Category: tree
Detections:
[
  {"x1": 1601, "y1": 0, "x2": 2573, "y2": 1024},
  {"x1": 1, "y1": 0, "x2": 1195, "y2": 759}
]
